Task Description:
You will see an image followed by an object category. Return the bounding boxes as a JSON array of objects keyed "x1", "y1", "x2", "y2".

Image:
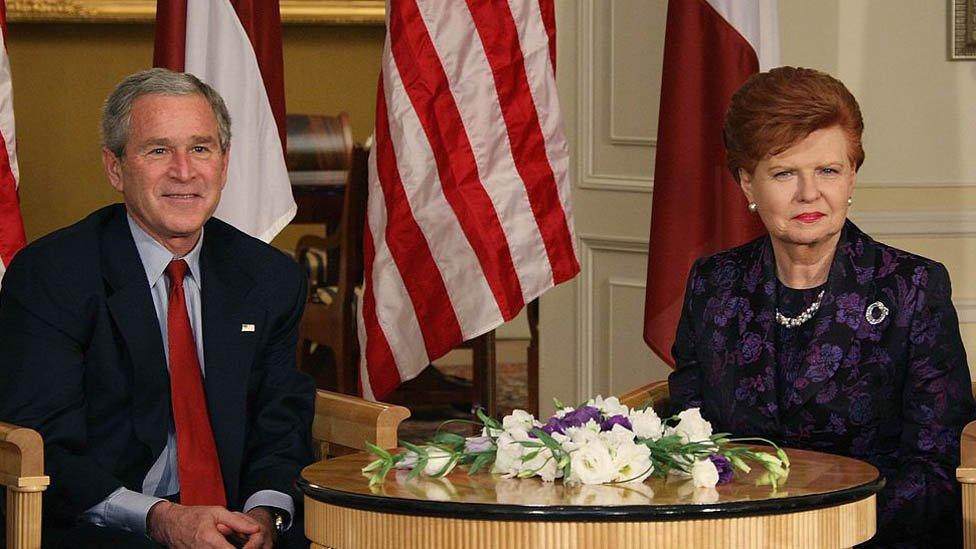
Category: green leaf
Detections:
[
  {"x1": 365, "y1": 441, "x2": 392, "y2": 461},
  {"x1": 400, "y1": 440, "x2": 429, "y2": 459}
]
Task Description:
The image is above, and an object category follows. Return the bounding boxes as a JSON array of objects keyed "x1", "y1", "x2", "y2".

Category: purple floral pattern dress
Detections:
[{"x1": 669, "y1": 221, "x2": 975, "y2": 548}]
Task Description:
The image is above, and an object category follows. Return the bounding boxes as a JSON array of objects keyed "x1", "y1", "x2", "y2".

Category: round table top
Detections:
[{"x1": 299, "y1": 447, "x2": 884, "y2": 522}]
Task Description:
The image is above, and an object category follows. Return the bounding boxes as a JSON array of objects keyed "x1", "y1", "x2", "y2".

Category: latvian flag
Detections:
[
  {"x1": 153, "y1": 0, "x2": 295, "y2": 242},
  {"x1": 360, "y1": 0, "x2": 579, "y2": 400},
  {"x1": 644, "y1": 0, "x2": 779, "y2": 365},
  {"x1": 0, "y1": 0, "x2": 25, "y2": 290}
]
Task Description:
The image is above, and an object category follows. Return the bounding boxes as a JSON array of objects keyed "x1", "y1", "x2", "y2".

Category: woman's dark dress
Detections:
[{"x1": 669, "y1": 221, "x2": 976, "y2": 548}]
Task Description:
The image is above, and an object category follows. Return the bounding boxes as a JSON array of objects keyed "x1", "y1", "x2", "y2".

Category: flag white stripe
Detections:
[
  {"x1": 0, "y1": 27, "x2": 17, "y2": 188},
  {"x1": 507, "y1": 0, "x2": 578, "y2": 274},
  {"x1": 184, "y1": 0, "x2": 296, "y2": 242},
  {"x1": 706, "y1": 0, "x2": 780, "y2": 70},
  {"x1": 356, "y1": 285, "x2": 375, "y2": 400},
  {"x1": 365, "y1": 143, "x2": 431, "y2": 382},
  {"x1": 384, "y1": 51, "x2": 503, "y2": 340},
  {"x1": 411, "y1": 0, "x2": 552, "y2": 314}
]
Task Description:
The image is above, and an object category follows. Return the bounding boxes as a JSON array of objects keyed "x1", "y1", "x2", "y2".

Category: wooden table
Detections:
[{"x1": 300, "y1": 447, "x2": 884, "y2": 548}]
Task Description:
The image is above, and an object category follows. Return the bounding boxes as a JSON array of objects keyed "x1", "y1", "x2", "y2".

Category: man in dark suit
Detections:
[{"x1": 0, "y1": 68, "x2": 314, "y2": 548}]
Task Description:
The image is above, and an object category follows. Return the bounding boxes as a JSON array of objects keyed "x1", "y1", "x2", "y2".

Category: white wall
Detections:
[{"x1": 539, "y1": 0, "x2": 976, "y2": 414}]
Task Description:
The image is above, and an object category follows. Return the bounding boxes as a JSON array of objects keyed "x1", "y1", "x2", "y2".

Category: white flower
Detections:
[
  {"x1": 600, "y1": 423, "x2": 637, "y2": 449},
  {"x1": 502, "y1": 409, "x2": 538, "y2": 432},
  {"x1": 611, "y1": 440, "x2": 653, "y2": 483},
  {"x1": 480, "y1": 425, "x2": 503, "y2": 438},
  {"x1": 691, "y1": 458, "x2": 719, "y2": 488},
  {"x1": 520, "y1": 445, "x2": 562, "y2": 482},
  {"x1": 553, "y1": 406, "x2": 575, "y2": 419},
  {"x1": 568, "y1": 441, "x2": 615, "y2": 485},
  {"x1": 563, "y1": 424, "x2": 601, "y2": 453},
  {"x1": 587, "y1": 395, "x2": 629, "y2": 417},
  {"x1": 492, "y1": 428, "x2": 529, "y2": 476},
  {"x1": 395, "y1": 450, "x2": 419, "y2": 470},
  {"x1": 630, "y1": 407, "x2": 664, "y2": 440},
  {"x1": 673, "y1": 408, "x2": 713, "y2": 443},
  {"x1": 422, "y1": 447, "x2": 458, "y2": 477}
]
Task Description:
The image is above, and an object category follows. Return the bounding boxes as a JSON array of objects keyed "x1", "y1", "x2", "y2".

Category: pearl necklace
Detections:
[{"x1": 775, "y1": 290, "x2": 825, "y2": 328}]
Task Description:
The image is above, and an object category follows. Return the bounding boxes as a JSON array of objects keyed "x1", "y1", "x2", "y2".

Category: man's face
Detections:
[{"x1": 102, "y1": 93, "x2": 229, "y2": 255}]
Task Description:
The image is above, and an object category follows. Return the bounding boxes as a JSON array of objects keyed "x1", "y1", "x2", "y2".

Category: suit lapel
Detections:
[
  {"x1": 101, "y1": 206, "x2": 169, "y2": 457},
  {"x1": 727, "y1": 238, "x2": 781, "y2": 430},
  {"x1": 199, "y1": 222, "x2": 260, "y2": 498},
  {"x1": 781, "y1": 221, "x2": 877, "y2": 415}
]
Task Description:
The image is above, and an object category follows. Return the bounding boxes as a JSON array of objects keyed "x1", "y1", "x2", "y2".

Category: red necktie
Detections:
[{"x1": 166, "y1": 259, "x2": 226, "y2": 506}]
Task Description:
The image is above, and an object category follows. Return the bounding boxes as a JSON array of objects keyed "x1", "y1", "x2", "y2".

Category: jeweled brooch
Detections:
[{"x1": 865, "y1": 301, "x2": 889, "y2": 325}]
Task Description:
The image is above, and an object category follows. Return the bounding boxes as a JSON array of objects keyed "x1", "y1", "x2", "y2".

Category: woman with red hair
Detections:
[{"x1": 668, "y1": 66, "x2": 974, "y2": 547}]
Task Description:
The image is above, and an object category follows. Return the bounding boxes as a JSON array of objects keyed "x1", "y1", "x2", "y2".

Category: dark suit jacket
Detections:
[
  {"x1": 669, "y1": 220, "x2": 975, "y2": 547},
  {"x1": 0, "y1": 204, "x2": 315, "y2": 527}
]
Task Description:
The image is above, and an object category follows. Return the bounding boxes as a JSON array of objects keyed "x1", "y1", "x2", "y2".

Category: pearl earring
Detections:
[
  {"x1": 748, "y1": 202, "x2": 758, "y2": 213},
  {"x1": 847, "y1": 196, "x2": 853, "y2": 206}
]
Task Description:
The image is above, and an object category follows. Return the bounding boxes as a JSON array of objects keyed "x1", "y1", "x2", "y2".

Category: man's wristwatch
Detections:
[{"x1": 262, "y1": 506, "x2": 287, "y2": 535}]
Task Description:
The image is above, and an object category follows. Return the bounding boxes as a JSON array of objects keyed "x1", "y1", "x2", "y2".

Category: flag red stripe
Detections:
[
  {"x1": 466, "y1": 0, "x2": 578, "y2": 286},
  {"x1": 389, "y1": 0, "x2": 524, "y2": 320},
  {"x1": 229, "y1": 0, "x2": 287, "y2": 153},
  {"x1": 374, "y1": 79, "x2": 463, "y2": 357},
  {"x1": 361, "y1": 221, "x2": 402, "y2": 400},
  {"x1": 0, "y1": 132, "x2": 24, "y2": 266},
  {"x1": 643, "y1": 0, "x2": 765, "y2": 365},
  {"x1": 0, "y1": 1, "x2": 8, "y2": 47},
  {"x1": 537, "y1": 0, "x2": 556, "y2": 73},
  {"x1": 153, "y1": 0, "x2": 187, "y2": 71}
]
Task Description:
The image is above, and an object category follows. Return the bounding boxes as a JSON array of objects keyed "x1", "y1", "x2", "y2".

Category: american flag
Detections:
[
  {"x1": 359, "y1": 0, "x2": 579, "y2": 400},
  {"x1": 0, "y1": 0, "x2": 24, "y2": 289}
]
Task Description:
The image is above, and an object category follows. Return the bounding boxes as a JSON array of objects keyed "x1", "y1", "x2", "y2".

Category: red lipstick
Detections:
[{"x1": 793, "y1": 212, "x2": 825, "y2": 223}]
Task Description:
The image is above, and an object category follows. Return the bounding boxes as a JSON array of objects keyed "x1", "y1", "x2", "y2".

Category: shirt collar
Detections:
[{"x1": 127, "y1": 214, "x2": 204, "y2": 289}]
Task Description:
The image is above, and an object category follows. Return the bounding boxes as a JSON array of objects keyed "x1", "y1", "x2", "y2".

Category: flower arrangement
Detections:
[{"x1": 363, "y1": 396, "x2": 790, "y2": 490}]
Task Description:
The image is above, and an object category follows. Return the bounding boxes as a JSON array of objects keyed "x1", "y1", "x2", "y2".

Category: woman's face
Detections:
[{"x1": 739, "y1": 126, "x2": 856, "y2": 249}]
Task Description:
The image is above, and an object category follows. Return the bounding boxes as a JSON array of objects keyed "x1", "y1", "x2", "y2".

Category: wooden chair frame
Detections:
[
  {"x1": 0, "y1": 391, "x2": 406, "y2": 547},
  {"x1": 0, "y1": 422, "x2": 49, "y2": 549},
  {"x1": 296, "y1": 145, "x2": 369, "y2": 394}
]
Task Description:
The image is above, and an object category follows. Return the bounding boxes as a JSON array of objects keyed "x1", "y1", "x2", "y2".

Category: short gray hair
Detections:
[{"x1": 101, "y1": 68, "x2": 232, "y2": 157}]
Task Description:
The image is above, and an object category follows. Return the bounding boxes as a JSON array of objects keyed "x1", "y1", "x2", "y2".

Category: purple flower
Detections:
[
  {"x1": 560, "y1": 406, "x2": 601, "y2": 429},
  {"x1": 463, "y1": 436, "x2": 493, "y2": 453},
  {"x1": 740, "y1": 332, "x2": 763, "y2": 363},
  {"x1": 709, "y1": 454, "x2": 734, "y2": 485},
  {"x1": 835, "y1": 292, "x2": 863, "y2": 330},
  {"x1": 541, "y1": 417, "x2": 566, "y2": 435},
  {"x1": 600, "y1": 415, "x2": 633, "y2": 432}
]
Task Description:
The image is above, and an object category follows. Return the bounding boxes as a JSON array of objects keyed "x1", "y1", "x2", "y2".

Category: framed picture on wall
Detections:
[
  {"x1": 951, "y1": 0, "x2": 976, "y2": 59},
  {"x1": 7, "y1": 0, "x2": 384, "y2": 25}
]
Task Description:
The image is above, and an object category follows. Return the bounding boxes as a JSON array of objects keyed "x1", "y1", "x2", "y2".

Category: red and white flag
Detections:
[
  {"x1": 643, "y1": 0, "x2": 778, "y2": 364},
  {"x1": 154, "y1": 0, "x2": 294, "y2": 242},
  {"x1": 360, "y1": 0, "x2": 578, "y2": 400},
  {"x1": 0, "y1": 0, "x2": 24, "y2": 289}
]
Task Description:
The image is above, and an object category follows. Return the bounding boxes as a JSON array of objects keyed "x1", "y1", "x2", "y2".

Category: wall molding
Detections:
[
  {"x1": 576, "y1": 1, "x2": 653, "y2": 194},
  {"x1": 606, "y1": 277, "x2": 649, "y2": 394},
  {"x1": 608, "y1": 1, "x2": 656, "y2": 147},
  {"x1": 576, "y1": 234, "x2": 649, "y2": 401},
  {"x1": 856, "y1": 180, "x2": 976, "y2": 188},
  {"x1": 851, "y1": 210, "x2": 976, "y2": 237}
]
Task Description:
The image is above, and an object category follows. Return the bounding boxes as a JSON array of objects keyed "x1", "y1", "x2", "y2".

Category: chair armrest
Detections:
[
  {"x1": 312, "y1": 390, "x2": 411, "y2": 458},
  {"x1": 0, "y1": 421, "x2": 48, "y2": 491},
  {"x1": 958, "y1": 420, "x2": 976, "y2": 483},
  {"x1": 618, "y1": 380, "x2": 670, "y2": 417}
]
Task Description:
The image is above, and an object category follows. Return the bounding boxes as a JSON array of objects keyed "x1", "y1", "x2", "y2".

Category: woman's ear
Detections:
[{"x1": 738, "y1": 168, "x2": 754, "y2": 204}]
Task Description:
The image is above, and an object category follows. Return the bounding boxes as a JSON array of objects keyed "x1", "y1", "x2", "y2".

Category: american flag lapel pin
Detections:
[{"x1": 241, "y1": 323, "x2": 256, "y2": 332}]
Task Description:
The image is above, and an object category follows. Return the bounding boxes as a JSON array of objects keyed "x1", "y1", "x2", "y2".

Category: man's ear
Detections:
[
  {"x1": 218, "y1": 145, "x2": 230, "y2": 191},
  {"x1": 738, "y1": 168, "x2": 755, "y2": 204},
  {"x1": 102, "y1": 148, "x2": 124, "y2": 193}
]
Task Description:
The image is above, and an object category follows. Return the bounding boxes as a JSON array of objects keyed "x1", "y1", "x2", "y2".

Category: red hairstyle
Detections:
[{"x1": 724, "y1": 66, "x2": 865, "y2": 182}]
